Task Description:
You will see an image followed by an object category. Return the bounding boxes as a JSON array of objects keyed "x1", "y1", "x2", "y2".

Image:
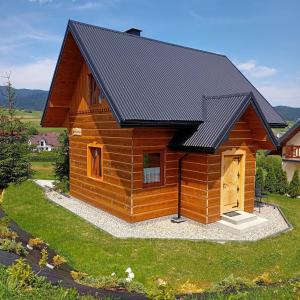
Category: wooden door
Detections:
[{"x1": 222, "y1": 155, "x2": 241, "y2": 213}]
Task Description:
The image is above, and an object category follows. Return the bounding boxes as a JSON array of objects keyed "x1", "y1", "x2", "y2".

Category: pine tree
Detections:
[
  {"x1": 255, "y1": 167, "x2": 265, "y2": 190},
  {"x1": 277, "y1": 170, "x2": 288, "y2": 195},
  {"x1": 0, "y1": 75, "x2": 31, "y2": 189},
  {"x1": 265, "y1": 166, "x2": 276, "y2": 193},
  {"x1": 288, "y1": 170, "x2": 300, "y2": 198}
]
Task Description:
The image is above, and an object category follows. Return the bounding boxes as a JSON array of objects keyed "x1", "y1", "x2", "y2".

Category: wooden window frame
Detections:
[
  {"x1": 87, "y1": 143, "x2": 103, "y2": 182},
  {"x1": 142, "y1": 148, "x2": 165, "y2": 188},
  {"x1": 88, "y1": 73, "x2": 101, "y2": 106}
]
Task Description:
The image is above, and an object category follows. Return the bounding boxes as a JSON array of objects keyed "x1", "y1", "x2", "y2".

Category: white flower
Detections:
[
  {"x1": 128, "y1": 272, "x2": 135, "y2": 279},
  {"x1": 125, "y1": 267, "x2": 132, "y2": 273},
  {"x1": 111, "y1": 272, "x2": 116, "y2": 276},
  {"x1": 125, "y1": 277, "x2": 132, "y2": 282}
]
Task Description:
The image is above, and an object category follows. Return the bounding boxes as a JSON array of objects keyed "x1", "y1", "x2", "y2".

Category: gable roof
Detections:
[
  {"x1": 42, "y1": 20, "x2": 286, "y2": 129},
  {"x1": 279, "y1": 119, "x2": 300, "y2": 145},
  {"x1": 169, "y1": 92, "x2": 279, "y2": 152},
  {"x1": 29, "y1": 133, "x2": 60, "y2": 147}
]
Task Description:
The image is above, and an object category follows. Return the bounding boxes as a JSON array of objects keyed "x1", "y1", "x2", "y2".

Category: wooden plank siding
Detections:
[
  {"x1": 131, "y1": 129, "x2": 179, "y2": 222},
  {"x1": 68, "y1": 61, "x2": 134, "y2": 222},
  {"x1": 65, "y1": 60, "x2": 271, "y2": 224}
]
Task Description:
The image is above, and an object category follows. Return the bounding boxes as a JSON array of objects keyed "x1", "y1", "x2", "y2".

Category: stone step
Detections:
[
  {"x1": 217, "y1": 216, "x2": 268, "y2": 234},
  {"x1": 221, "y1": 210, "x2": 257, "y2": 225}
]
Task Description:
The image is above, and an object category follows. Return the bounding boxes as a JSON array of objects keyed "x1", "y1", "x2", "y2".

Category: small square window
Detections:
[
  {"x1": 87, "y1": 143, "x2": 103, "y2": 180},
  {"x1": 143, "y1": 150, "x2": 164, "y2": 187}
]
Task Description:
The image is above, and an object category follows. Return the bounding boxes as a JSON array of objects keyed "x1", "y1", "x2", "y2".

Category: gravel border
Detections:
[{"x1": 34, "y1": 180, "x2": 291, "y2": 242}]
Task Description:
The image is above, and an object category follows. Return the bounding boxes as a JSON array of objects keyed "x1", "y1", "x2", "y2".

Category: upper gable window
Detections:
[{"x1": 88, "y1": 74, "x2": 103, "y2": 106}]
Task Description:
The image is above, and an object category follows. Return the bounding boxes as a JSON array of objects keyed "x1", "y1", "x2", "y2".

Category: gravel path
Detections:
[{"x1": 35, "y1": 180, "x2": 290, "y2": 242}]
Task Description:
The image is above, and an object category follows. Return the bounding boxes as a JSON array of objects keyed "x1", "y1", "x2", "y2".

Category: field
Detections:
[
  {"x1": 2, "y1": 181, "x2": 300, "y2": 293},
  {"x1": 0, "y1": 109, "x2": 63, "y2": 133},
  {"x1": 31, "y1": 161, "x2": 55, "y2": 180}
]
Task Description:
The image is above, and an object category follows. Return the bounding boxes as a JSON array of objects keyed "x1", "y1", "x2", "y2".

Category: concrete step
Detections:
[
  {"x1": 217, "y1": 216, "x2": 268, "y2": 234},
  {"x1": 221, "y1": 210, "x2": 257, "y2": 225}
]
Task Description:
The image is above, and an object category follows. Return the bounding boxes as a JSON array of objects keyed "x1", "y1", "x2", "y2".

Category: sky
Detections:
[{"x1": 0, "y1": 0, "x2": 299, "y2": 107}]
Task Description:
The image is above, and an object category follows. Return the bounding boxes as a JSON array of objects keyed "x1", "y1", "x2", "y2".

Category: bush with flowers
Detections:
[{"x1": 73, "y1": 266, "x2": 145, "y2": 294}]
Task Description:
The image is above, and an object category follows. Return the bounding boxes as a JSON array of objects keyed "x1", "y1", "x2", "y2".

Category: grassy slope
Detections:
[{"x1": 2, "y1": 181, "x2": 300, "y2": 291}]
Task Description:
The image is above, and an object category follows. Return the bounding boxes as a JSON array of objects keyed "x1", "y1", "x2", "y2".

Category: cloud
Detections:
[
  {"x1": 71, "y1": 0, "x2": 120, "y2": 10},
  {"x1": 235, "y1": 60, "x2": 278, "y2": 78},
  {"x1": 28, "y1": 0, "x2": 53, "y2": 3},
  {"x1": 0, "y1": 15, "x2": 60, "y2": 55},
  {"x1": 0, "y1": 58, "x2": 56, "y2": 90},
  {"x1": 257, "y1": 83, "x2": 300, "y2": 107}
]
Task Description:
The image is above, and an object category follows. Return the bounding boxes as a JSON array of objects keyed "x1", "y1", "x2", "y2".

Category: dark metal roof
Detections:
[
  {"x1": 67, "y1": 20, "x2": 285, "y2": 127},
  {"x1": 169, "y1": 92, "x2": 279, "y2": 152}
]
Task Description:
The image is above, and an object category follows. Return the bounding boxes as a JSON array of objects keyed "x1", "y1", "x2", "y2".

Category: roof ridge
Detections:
[{"x1": 69, "y1": 19, "x2": 226, "y2": 58}]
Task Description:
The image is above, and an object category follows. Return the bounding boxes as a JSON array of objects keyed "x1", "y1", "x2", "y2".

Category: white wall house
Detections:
[{"x1": 29, "y1": 133, "x2": 60, "y2": 152}]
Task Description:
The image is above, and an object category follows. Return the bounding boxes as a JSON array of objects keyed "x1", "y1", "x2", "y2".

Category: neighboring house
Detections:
[
  {"x1": 274, "y1": 120, "x2": 300, "y2": 182},
  {"x1": 42, "y1": 20, "x2": 285, "y2": 224},
  {"x1": 29, "y1": 133, "x2": 60, "y2": 152}
]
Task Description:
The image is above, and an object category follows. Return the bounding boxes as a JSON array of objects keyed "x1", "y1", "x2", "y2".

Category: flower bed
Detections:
[{"x1": 0, "y1": 208, "x2": 147, "y2": 300}]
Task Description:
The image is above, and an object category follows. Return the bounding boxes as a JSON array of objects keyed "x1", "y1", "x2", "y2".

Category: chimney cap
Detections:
[{"x1": 124, "y1": 28, "x2": 142, "y2": 36}]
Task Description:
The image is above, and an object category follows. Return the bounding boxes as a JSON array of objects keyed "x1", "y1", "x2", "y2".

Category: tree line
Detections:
[{"x1": 256, "y1": 152, "x2": 300, "y2": 198}]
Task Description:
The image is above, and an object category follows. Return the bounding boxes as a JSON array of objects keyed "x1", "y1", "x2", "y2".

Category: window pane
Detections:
[
  {"x1": 91, "y1": 147, "x2": 102, "y2": 178},
  {"x1": 143, "y1": 152, "x2": 161, "y2": 184}
]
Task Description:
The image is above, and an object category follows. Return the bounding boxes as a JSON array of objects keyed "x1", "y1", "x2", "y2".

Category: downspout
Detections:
[{"x1": 171, "y1": 153, "x2": 189, "y2": 223}]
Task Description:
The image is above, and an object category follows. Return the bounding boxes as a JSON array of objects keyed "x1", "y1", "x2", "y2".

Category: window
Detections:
[
  {"x1": 87, "y1": 143, "x2": 103, "y2": 180},
  {"x1": 88, "y1": 74, "x2": 103, "y2": 105},
  {"x1": 143, "y1": 150, "x2": 164, "y2": 187}
]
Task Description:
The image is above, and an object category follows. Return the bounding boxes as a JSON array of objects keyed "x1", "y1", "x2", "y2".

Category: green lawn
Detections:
[
  {"x1": 31, "y1": 161, "x2": 55, "y2": 180},
  {"x1": 2, "y1": 181, "x2": 300, "y2": 292}
]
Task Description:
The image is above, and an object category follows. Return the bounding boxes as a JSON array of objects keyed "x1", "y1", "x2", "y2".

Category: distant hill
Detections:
[
  {"x1": 0, "y1": 86, "x2": 48, "y2": 111},
  {"x1": 0, "y1": 85, "x2": 299, "y2": 122},
  {"x1": 275, "y1": 106, "x2": 300, "y2": 122}
]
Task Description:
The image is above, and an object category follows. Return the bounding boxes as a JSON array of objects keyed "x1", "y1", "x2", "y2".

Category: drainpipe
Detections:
[{"x1": 171, "y1": 153, "x2": 189, "y2": 223}]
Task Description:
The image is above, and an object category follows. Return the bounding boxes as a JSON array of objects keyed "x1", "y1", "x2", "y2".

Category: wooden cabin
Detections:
[{"x1": 42, "y1": 20, "x2": 286, "y2": 224}]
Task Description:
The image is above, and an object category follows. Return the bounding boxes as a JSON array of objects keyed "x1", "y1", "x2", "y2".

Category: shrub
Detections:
[
  {"x1": 39, "y1": 248, "x2": 48, "y2": 268},
  {"x1": 253, "y1": 272, "x2": 272, "y2": 286},
  {"x1": 28, "y1": 237, "x2": 44, "y2": 249},
  {"x1": 211, "y1": 274, "x2": 255, "y2": 294},
  {"x1": 30, "y1": 151, "x2": 57, "y2": 162},
  {"x1": 52, "y1": 255, "x2": 67, "y2": 268},
  {"x1": 265, "y1": 166, "x2": 277, "y2": 193},
  {"x1": 147, "y1": 281, "x2": 176, "y2": 300},
  {"x1": 54, "y1": 130, "x2": 69, "y2": 190},
  {"x1": 0, "y1": 225, "x2": 18, "y2": 239},
  {"x1": 277, "y1": 170, "x2": 288, "y2": 195},
  {"x1": 255, "y1": 167, "x2": 265, "y2": 190},
  {"x1": 0, "y1": 216, "x2": 10, "y2": 227},
  {"x1": 7, "y1": 258, "x2": 35, "y2": 288},
  {"x1": 53, "y1": 177, "x2": 69, "y2": 193},
  {"x1": 0, "y1": 238, "x2": 27, "y2": 256},
  {"x1": 70, "y1": 270, "x2": 88, "y2": 281},
  {"x1": 289, "y1": 170, "x2": 300, "y2": 198}
]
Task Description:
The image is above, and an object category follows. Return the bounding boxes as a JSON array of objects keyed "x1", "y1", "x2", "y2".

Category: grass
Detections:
[
  {"x1": 31, "y1": 162, "x2": 55, "y2": 180},
  {"x1": 2, "y1": 181, "x2": 300, "y2": 292}
]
